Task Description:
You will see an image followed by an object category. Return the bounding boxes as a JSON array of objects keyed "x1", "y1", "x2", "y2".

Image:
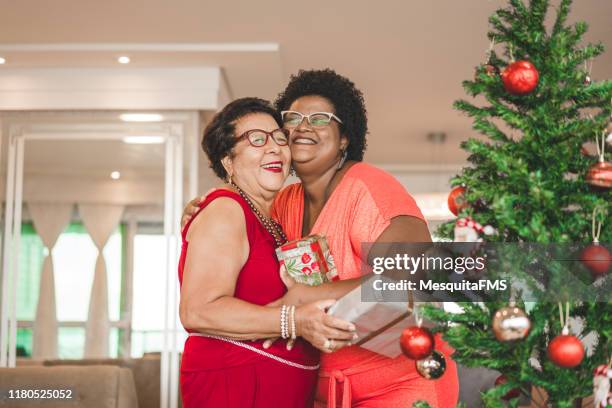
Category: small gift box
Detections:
[{"x1": 275, "y1": 235, "x2": 338, "y2": 286}]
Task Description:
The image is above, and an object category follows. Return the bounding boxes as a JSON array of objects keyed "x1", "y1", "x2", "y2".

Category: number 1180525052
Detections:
[{"x1": 3, "y1": 389, "x2": 73, "y2": 400}]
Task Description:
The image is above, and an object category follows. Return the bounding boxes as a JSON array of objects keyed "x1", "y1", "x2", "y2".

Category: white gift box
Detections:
[{"x1": 327, "y1": 274, "x2": 439, "y2": 358}]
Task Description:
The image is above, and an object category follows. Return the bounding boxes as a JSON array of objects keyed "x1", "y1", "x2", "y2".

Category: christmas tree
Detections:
[{"x1": 415, "y1": 0, "x2": 611, "y2": 407}]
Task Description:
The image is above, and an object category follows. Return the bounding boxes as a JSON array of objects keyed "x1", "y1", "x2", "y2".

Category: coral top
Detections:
[
  {"x1": 273, "y1": 162, "x2": 425, "y2": 368},
  {"x1": 273, "y1": 162, "x2": 425, "y2": 281},
  {"x1": 273, "y1": 163, "x2": 458, "y2": 408}
]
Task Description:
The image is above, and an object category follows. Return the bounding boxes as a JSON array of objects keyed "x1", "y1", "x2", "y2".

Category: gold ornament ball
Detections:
[
  {"x1": 416, "y1": 350, "x2": 447, "y2": 379},
  {"x1": 492, "y1": 306, "x2": 531, "y2": 342}
]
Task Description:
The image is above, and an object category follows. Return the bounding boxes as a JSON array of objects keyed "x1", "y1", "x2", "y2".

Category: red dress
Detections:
[{"x1": 179, "y1": 190, "x2": 320, "y2": 408}]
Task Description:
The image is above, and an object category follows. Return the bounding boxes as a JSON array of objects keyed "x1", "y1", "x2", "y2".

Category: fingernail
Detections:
[
  {"x1": 352, "y1": 334, "x2": 359, "y2": 340},
  {"x1": 349, "y1": 324, "x2": 356, "y2": 331}
]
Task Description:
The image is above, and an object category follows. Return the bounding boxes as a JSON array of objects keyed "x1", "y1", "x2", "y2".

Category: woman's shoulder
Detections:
[
  {"x1": 343, "y1": 162, "x2": 424, "y2": 221},
  {"x1": 199, "y1": 188, "x2": 242, "y2": 206},
  {"x1": 185, "y1": 196, "x2": 246, "y2": 242},
  {"x1": 345, "y1": 162, "x2": 406, "y2": 193},
  {"x1": 183, "y1": 189, "x2": 254, "y2": 241}
]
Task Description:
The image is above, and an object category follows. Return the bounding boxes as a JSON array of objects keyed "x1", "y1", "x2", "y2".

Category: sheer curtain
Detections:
[
  {"x1": 79, "y1": 204, "x2": 124, "y2": 358},
  {"x1": 28, "y1": 203, "x2": 73, "y2": 359}
]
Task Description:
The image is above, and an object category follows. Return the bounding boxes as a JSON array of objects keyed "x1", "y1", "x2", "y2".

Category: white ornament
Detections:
[
  {"x1": 454, "y1": 224, "x2": 482, "y2": 242},
  {"x1": 483, "y1": 225, "x2": 495, "y2": 235},
  {"x1": 593, "y1": 364, "x2": 612, "y2": 408},
  {"x1": 454, "y1": 217, "x2": 494, "y2": 242}
]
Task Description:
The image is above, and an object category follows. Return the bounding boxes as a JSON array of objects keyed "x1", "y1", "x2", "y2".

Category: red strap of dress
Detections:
[{"x1": 181, "y1": 189, "x2": 253, "y2": 242}]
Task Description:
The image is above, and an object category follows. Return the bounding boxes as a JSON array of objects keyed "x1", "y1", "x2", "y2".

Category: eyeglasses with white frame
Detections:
[{"x1": 281, "y1": 111, "x2": 343, "y2": 128}]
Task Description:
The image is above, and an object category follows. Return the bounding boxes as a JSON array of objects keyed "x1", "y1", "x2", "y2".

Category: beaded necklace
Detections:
[{"x1": 230, "y1": 181, "x2": 287, "y2": 247}]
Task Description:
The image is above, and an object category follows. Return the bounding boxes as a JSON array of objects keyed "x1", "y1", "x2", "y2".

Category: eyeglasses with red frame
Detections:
[{"x1": 237, "y1": 128, "x2": 290, "y2": 147}]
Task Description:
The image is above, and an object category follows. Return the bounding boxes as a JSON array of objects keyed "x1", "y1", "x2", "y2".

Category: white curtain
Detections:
[
  {"x1": 28, "y1": 203, "x2": 73, "y2": 360},
  {"x1": 79, "y1": 204, "x2": 124, "y2": 358}
]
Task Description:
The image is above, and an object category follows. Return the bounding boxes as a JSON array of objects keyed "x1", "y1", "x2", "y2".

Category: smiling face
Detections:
[
  {"x1": 222, "y1": 112, "x2": 291, "y2": 197},
  {"x1": 285, "y1": 95, "x2": 348, "y2": 175}
]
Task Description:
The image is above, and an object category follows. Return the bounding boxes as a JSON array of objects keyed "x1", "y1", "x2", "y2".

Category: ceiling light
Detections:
[
  {"x1": 119, "y1": 113, "x2": 164, "y2": 122},
  {"x1": 122, "y1": 136, "x2": 165, "y2": 144},
  {"x1": 0, "y1": 57, "x2": 6, "y2": 64},
  {"x1": 110, "y1": 171, "x2": 121, "y2": 180},
  {"x1": 117, "y1": 56, "x2": 130, "y2": 64}
]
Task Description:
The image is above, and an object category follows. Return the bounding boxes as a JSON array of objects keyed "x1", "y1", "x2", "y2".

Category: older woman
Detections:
[
  {"x1": 184, "y1": 72, "x2": 459, "y2": 407},
  {"x1": 179, "y1": 97, "x2": 356, "y2": 408}
]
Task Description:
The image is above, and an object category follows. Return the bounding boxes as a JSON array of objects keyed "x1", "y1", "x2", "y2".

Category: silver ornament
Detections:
[
  {"x1": 416, "y1": 350, "x2": 446, "y2": 379},
  {"x1": 492, "y1": 306, "x2": 531, "y2": 342}
]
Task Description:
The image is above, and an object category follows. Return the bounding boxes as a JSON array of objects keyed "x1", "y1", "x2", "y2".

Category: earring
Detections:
[
  {"x1": 337, "y1": 150, "x2": 348, "y2": 170},
  {"x1": 289, "y1": 166, "x2": 296, "y2": 176},
  {"x1": 227, "y1": 173, "x2": 233, "y2": 185}
]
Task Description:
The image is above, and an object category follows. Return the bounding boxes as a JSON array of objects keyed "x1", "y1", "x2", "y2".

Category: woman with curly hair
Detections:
[{"x1": 184, "y1": 70, "x2": 459, "y2": 407}]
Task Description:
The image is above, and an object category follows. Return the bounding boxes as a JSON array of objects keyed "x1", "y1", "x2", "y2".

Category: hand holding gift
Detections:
[
  {"x1": 279, "y1": 263, "x2": 296, "y2": 289},
  {"x1": 264, "y1": 235, "x2": 340, "y2": 350}
]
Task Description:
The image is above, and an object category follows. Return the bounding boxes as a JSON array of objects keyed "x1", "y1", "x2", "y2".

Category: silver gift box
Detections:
[{"x1": 327, "y1": 274, "x2": 440, "y2": 358}]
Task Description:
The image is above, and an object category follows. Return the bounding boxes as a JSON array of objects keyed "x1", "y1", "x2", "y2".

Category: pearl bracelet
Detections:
[
  {"x1": 280, "y1": 305, "x2": 289, "y2": 339},
  {"x1": 290, "y1": 305, "x2": 297, "y2": 340}
]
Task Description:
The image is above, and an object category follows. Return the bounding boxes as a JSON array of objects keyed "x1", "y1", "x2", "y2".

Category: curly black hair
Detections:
[
  {"x1": 274, "y1": 69, "x2": 368, "y2": 162},
  {"x1": 202, "y1": 97, "x2": 281, "y2": 180}
]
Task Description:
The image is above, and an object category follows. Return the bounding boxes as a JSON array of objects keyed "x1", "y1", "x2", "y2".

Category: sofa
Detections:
[
  {"x1": 0, "y1": 365, "x2": 138, "y2": 408},
  {"x1": 44, "y1": 354, "x2": 164, "y2": 408}
]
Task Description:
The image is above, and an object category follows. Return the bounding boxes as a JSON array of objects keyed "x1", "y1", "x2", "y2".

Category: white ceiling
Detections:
[
  {"x1": 24, "y1": 139, "x2": 165, "y2": 178},
  {"x1": 0, "y1": 0, "x2": 610, "y2": 166}
]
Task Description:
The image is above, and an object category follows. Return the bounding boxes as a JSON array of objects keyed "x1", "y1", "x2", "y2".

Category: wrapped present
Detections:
[{"x1": 275, "y1": 235, "x2": 338, "y2": 286}]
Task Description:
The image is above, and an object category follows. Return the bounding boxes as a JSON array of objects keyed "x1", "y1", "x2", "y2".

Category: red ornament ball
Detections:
[
  {"x1": 400, "y1": 326, "x2": 435, "y2": 360},
  {"x1": 547, "y1": 334, "x2": 584, "y2": 368},
  {"x1": 447, "y1": 186, "x2": 467, "y2": 216},
  {"x1": 494, "y1": 375, "x2": 521, "y2": 400},
  {"x1": 586, "y1": 161, "x2": 612, "y2": 188},
  {"x1": 501, "y1": 60, "x2": 539, "y2": 95},
  {"x1": 580, "y1": 244, "x2": 611, "y2": 277}
]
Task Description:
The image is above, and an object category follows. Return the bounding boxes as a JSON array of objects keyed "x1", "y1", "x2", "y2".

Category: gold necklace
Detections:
[{"x1": 231, "y1": 181, "x2": 287, "y2": 247}]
